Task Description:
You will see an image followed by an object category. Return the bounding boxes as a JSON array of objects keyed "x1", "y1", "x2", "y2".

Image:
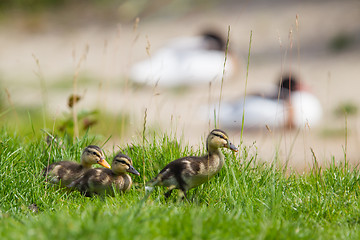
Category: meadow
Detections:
[
  {"x1": 1, "y1": 1, "x2": 360, "y2": 239},
  {"x1": 1, "y1": 123, "x2": 360, "y2": 239}
]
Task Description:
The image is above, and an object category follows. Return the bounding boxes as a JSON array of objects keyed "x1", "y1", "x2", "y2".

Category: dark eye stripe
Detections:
[
  {"x1": 213, "y1": 133, "x2": 227, "y2": 140},
  {"x1": 115, "y1": 159, "x2": 130, "y2": 166}
]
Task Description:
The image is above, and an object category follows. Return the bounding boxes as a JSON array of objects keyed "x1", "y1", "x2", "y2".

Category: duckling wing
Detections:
[
  {"x1": 150, "y1": 156, "x2": 216, "y2": 191},
  {"x1": 150, "y1": 158, "x2": 188, "y2": 189},
  {"x1": 70, "y1": 168, "x2": 114, "y2": 196},
  {"x1": 181, "y1": 156, "x2": 224, "y2": 189},
  {"x1": 43, "y1": 161, "x2": 84, "y2": 186}
]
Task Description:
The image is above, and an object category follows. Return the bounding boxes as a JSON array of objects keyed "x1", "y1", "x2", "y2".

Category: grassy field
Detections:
[
  {"x1": 1, "y1": 0, "x2": 360, "y2": 238},
  {"x1": 1, "y1": 125, "x2": 360, "y2": 240}
]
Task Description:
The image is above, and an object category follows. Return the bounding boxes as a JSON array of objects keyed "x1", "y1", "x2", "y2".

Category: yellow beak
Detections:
[{"x1": 97, "y1": 158, "x2": 111, "y2": 169}]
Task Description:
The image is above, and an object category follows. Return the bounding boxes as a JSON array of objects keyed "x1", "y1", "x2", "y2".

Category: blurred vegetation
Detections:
[
  {"x1": 334, "y1": 101, "x2": 358, "y2": 117},
  {"x1": 0, "y1": 0, "x2": 115, "y2": 11},
  {"x1": 0, "y1": 0, "x2": 217, "y2": 10},
  {"x1": 328, "y1": 32, "x2": 355, "y2": 53},
  {"x1": 0, "y1": 0, "x2": 219, "y2": 22},
  {"x1": 0, "y1": 99, "x2": 129, "y2": 143},
  {"x1": 320, "y1": 127, "x2": 348, "y2": 138},
  {"x1": 0, "y1": 84, "x2": 4, "y2": 112}
]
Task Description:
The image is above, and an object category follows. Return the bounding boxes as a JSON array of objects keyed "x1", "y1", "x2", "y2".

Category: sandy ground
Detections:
[{"x1": 1, "y1": 0, "x2": 360, "y2": 171}]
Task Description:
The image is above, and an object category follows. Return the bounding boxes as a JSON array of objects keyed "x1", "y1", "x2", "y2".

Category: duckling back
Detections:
[
  {"x1": 69, "y1": 168, "x2": 133, "y2": 197},
  {"x1": 43, "y1": 161, "x2": 86, "y2": 186},
  {"x1": 69, "y1": 152, "x2": 140, "y2": 196},
  {"x1": 42, "y1": 145, "x2": 110, "y2": 187},
  {"x1": 148, "y1": 154, "x2": 224, "y2": 192}
]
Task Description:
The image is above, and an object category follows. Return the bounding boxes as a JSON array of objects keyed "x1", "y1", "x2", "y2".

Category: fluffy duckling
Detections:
[
  {"x1": 146, "y1": 129, "x2": 238, "y2": 199},
  {"x1": 43, "y1": 145, "x2": 111, "y2": 187},
  {"x1": 68, "y1": 153, "x2": 140, "y2": 196}
]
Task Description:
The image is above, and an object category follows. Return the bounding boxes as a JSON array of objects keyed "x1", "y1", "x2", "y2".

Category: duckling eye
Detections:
[{"x1": 91, "y1": 151, "x2": 100, "y2": 158}]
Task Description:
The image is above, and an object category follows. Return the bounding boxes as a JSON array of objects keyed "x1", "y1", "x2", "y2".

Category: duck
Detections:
[
  {"x1": 68, "y1": 153, "x2": 140, "y2": 196},
  {"x1": 43, "y1": 145, "x2": 111, "y2": 187},
  {"x1": 145, "y1": 129, "x2": 238, "y2": 199},
  {"x1": 215, "y1": 73, "x2": 322, "y2": 130},
  {"x1": 130, "y1": 31, "x2": 238, "y2": 87}
]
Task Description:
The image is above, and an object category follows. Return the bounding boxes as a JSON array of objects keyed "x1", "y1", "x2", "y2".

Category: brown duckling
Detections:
[
  {"x1": 69, "y1": 153, "x2": 140, "y2": 196},
  {"x1": 146, "y1": 129, "x2": 238, "y2": 199},
  {"x1": 43, "y1": 145, "x2": 111, "y2": 187}
]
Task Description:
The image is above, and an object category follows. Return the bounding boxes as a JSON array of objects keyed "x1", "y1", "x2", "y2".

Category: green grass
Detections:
[{"x1": 1, "y1": 127, "x2": 360, "y2": 239}]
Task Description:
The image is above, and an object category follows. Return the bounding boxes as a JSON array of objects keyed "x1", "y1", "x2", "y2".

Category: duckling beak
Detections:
[
  {"x1": 97, "y1": 158, "x2": 111, "y2": 169},
  {"x1": 227, "y1": 142, "x2": 238, "y2": 152},
  {"x1": 127, "y1": 165, "x2": 140, "y2": 176}
]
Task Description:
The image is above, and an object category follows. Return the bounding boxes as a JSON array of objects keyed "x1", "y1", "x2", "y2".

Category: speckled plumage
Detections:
[
  {"x1": 147, "y1": 129, "x2": 238, "y2": 199},
  {"x1": 69, "y1": 153, "x2": 140, "y2": 196},
  {"x1": 43, "y1": 145, "x2": 110, "y2": 187}
]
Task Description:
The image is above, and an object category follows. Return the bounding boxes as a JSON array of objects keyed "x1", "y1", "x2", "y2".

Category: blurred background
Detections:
[{"x1": 0, "y1": 0, "x2": 359, "y2": 171}]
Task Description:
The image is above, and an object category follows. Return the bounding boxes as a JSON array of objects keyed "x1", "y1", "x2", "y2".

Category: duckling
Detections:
[
  {"x1": 43, "y1": 145, "x2": 111, "y2": 187},
  {"x1": 68, "y1": 153, "x2": 140, "y2": 196},
  {"x1": 146, "y1": 129, "x2": 238, "y2": 199}
]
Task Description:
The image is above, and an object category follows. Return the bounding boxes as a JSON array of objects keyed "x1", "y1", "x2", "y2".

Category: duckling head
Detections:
[
  {"x1": 112, "y1": 153, "x2": 140, "y2": 176},
  {"x1": 81, "y1": 145, "x2": 111, "y2": 169},
  {"x1": 207, "y1": 129, "x2": 238, "y2": 152}
]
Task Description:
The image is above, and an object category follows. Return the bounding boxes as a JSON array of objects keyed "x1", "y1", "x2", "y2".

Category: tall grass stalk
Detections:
[
  {"x1": 72, "y1": 44, "x2": 89, "y2": 141},
  {"x1": 344, "y1": 113, "x2": 348, "y2": 162},
  {"x1": 217, "y1": 25, "x2": 231, "y2": 127},
  {"x1": 207, "y1": 82, "x2": 212, "y2": 131},
  {"x1": 287, "y1": 28, "x2": 293, "y2": 132},
  {"x1": 142, "y1": 108, "x2": 148, "y2": 187},
  {"x1": 0, "y1": 107, "x2": 11, "y2": 119},
  {"x1": 283, "y1": 128, "x2": 301, "y2": 172},
  {"x1": 32, "y1": 54, "x2": 47, "y2": 130},
  {"x1": 96, "y1": 40, "x2": 107, "y2": 110},
  {"x1": 240, "y1": 31, "x2": 253, "y2": 142},
  {"x1": 295, "y1": 14, "x2": 301, "y2": 73},
  {"x1": 310, "y1": 147, "x2": 321, "y2": 176},
  {"x1": 4, "y1": 88, "x2": 19, "y2": 123}
]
